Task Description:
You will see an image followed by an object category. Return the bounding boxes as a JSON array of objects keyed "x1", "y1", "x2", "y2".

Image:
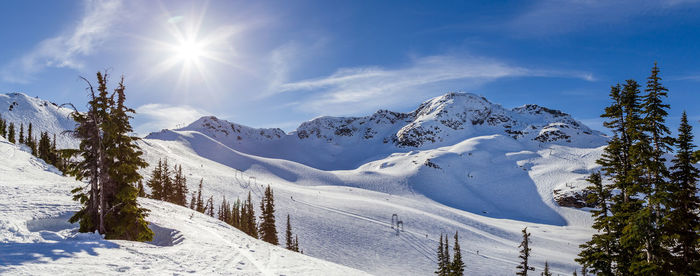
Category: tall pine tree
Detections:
[
  {"x1": 665, "y1": 112, "x2": 700, "y2": 274},
  {"x1": 67, "y1": 72, "x2": 152, "y2": 241},
  {"x1": 259, "y1": 185, "x2": 278, "y2": 245},
  {"x1": 516, "y1": 227, "x2": 535, "y2": 275},
  {"x1": 450, "y1": 231, "x2": 465, "y2": 276}
]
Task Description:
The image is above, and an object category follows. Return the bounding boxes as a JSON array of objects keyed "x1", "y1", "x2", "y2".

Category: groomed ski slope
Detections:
[
  {"x1": 139, "y1": 130, "x2": 604, "y2": 275},
  {"x1": 0, "y1": 137, "x2": 367, "y2": 276}
]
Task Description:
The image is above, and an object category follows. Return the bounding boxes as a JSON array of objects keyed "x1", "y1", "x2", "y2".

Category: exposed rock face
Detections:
[
  {"x1": 553, "y1": 189, "x2": 595, "y2": 208},
  {"x1": 181, "y1": 116, "x2": 285, "y2": 142}
]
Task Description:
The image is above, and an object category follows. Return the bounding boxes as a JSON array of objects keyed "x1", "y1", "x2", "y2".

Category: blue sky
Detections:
[{"x1": 1, "y1": 0, "x2": 699, "y2": 135}]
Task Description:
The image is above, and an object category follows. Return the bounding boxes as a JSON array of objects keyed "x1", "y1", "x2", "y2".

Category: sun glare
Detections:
[{"x1": 176, "y1": 40, "x2": 203, "y2": 62}]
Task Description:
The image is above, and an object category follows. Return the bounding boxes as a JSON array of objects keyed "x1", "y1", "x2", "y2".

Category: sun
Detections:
[{"x1": 175, "y1": 40, "x2": 204, "y2": 63}]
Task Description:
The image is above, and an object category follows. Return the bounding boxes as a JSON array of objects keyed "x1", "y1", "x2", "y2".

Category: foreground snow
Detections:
[{"x1": 0, "y1": 137, "x2": 366, "y2": 275}]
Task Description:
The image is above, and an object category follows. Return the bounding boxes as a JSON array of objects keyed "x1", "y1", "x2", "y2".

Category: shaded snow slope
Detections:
[
  {"x1": 0, "y1": 137, "x2": 366, "y2": 275},
  {"x1": 0, "y1": 92, "x2": 77, "y2": 149}
]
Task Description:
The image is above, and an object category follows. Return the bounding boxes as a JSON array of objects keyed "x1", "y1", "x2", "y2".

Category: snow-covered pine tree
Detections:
[
  {"x1": 450, "y1": 231, "x2": 465, "y2": 275},
  {"x1": 516, "y1": 227, "x2": 535, "y2": 275},
  {"x1": 244, "y1": 192, "x2": 258, "y2": 238},
  {"x1": 285, "y1": 214, "x2": 294, "y2": 251},
  {"x1": 67, "y1": 72, "x2": 152, "y2": 241},
  {"x1": 206, "y1": 195, "x2": 214, "y2": 217},
  {"x1": 435, "y1": 234, "x2": 446, "y2": 275},
  {"x1": 18, "y1": 123, "x2": 24, "y2": 144},
  {"x1": 293, "y1": 235, "x2": 300, "y2": 253},
  {"x1": 147, "y1": 159, "x2": 164, "y2": 200},
  {"x1": 26, "y1": 123, "x2": 36, "y2": 155},
  {"x1": 231, "y1": 198, "x2": 241, "y2": 229},
  {"x1": 173, "y1": 165, "x2": 188, "y2": 206},
  {"x1": 8, "y1": 122, "x2": 15, "y2": 143},
  {"x1": 541, "y1": 261, "x2": 551, "y2": 276},
  {"x1": 258, "y1": 185, "x2": 278, "y2": 245},
  {"x1": 103, "y1": 76, "x2": 151, "y2": 241},
  {"x1": 665, "y1": 112, "x2": 700, "y2": 274},
  {"x1": 195, "y1": 179, "x2": 204, "y2": 213},
  {"x1": 161, "y1": 159, "x2": 173, "y2": 202}
]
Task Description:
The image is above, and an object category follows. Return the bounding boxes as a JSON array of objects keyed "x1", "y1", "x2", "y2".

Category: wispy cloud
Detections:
[
  {"x1": 134, "y1": 103, "x2": 209, "y2": 135},
  {"x1": 0, "y1": 0, "x2": 123, "y2": 83},
  {"x1": 275, "y1": 54, "x2": 595, "y2": 115},
  {"x1": 508, "y1": 0, "x2": 700, "y2": 37}
]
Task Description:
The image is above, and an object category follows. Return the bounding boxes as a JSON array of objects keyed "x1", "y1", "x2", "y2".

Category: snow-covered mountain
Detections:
[
  {"x1": 0, "y1": 92, "x2": 78, "y2": 149},
  {"x1": 152, "y1": 92, "x2": 606, "y2": 171},
  {"x1": 1, "y1": 91, "x2": 611, "y2": 275}
]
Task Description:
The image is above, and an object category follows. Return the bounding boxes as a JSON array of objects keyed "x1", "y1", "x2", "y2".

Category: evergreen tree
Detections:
[
  {"x1": 189, "y1": 192, "x2": 196, "y2": 210},
  {"x1": 444, "y1": 235, "x2": 450, "y2": 272},
  {"x1": 161, "y1": 159, "x2": 173, "y2": 202},
  {"x1": 542, "y1": 261, "x2": 551, "y2": 276},
  {"x1": 38, "y1": 132, "x2": 52, "y2": 162},
  {"x1": 102, "y1": 76, "x2": 151, "y2": 241},
  {"x1": 147, "y1": 159, "x2": 164, "y2": 200},
  {"x1": 26, "y1": 123, "x2": 36, "y2": 155},
  {"x1": 206, "y1": 195, "x2": 214, "y2": 217},
  {"x1": 67, "y1": 72, "x2": 152, "y2": 241},
  {"x1": 18, "y1": 123, "x2": 24, "y2": 144},
  {"x1": 285, "y1": 214, "x2": 294, "y2": 250},
  {"x1": 172, "y1": 165, "x2": 188, "y2": 206},
  {"x1": 231, "y1": 198, "x2": 241, "y2": 229},
  {"x1": 665, "y1": 112, "x2": 700, "y2": 274},
  {"x1": 516, "y1": 227, "x2": 535, "y2": 275},
  {"x1": 258, "y1": 185, "x2": 279, "y2": 245},
  {"x1": 435, "y1": 234, "x2": 446, "y2": 276},
  {"x1": 0, "y1": 115, "x2": 5, "y2": 138},
  {"x1": 450, "y1": 231, "x2": 465, "y2": 276},
  {"x1": 8, "y1": 122, "x2": 15, "y2": 143},
  {"x1": 195, "y1": 179, "x2": 204, "y2": 213},
  {"x1": 242, "y1": 191, "x2": 258, "y2": 238},
  {"x1": 576, "y1": 172, "x2": 614, "y2": 275},
  {"x1": 137, "y1": 180, "x2": 145, "y2": 197}
]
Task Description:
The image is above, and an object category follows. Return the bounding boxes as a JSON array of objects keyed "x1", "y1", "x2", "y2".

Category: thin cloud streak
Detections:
[
  {"x1": 134, "y1": 103, "x2": 209, "y2": 136},
  {"x1": 276, "y1": 55, "x2": 595, "y2": 115},
  {"x1": 0, "y1": 0, "x2": 123, "y2": 83}
]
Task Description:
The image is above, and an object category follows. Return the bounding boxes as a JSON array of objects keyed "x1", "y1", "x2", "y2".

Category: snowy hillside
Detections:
[
  {"x1": 0, "y1": 93, "x2": 78, "y2": 149},
  {"x1": 0, "y1": 136, "x2": 366, "y2": 275},
  {"x1": 1, "y1": 91, "x2": 612, "y2": 275}
]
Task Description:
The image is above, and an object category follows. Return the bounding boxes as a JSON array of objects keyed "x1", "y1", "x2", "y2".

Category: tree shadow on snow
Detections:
[
  {"x1": 0, "y1": 239, "x2": 118, "y2": 267},
  {"x1": 0, "y1": 211, "x2": 118, "y2": 267}
]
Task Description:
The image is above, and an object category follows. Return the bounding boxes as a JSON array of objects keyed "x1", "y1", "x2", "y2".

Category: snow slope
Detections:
[
  {"x1": 0, "y1": 93, "x2": 77, "y2": 149},
  {"x1": 136, "y1": 132, "x2": 599, "y2": 275},
  {"x1": 0, "y1": 136, "x2": 366, "y2": 275}
]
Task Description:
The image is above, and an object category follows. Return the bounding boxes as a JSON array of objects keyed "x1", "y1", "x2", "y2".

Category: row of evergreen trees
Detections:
[
  {"x1": 0, "y1": 117, "x2": 66, "y2": 171},
  {"x1": 66, "y1": 72, "x2": 153, "y2": 241},
  {"x1": 435, "y1": 231, "x2": 465, "y2": 275},
  {"x1": 185, "y1": 180, "x2": 302, "y2": 253},
  {"x1": 576, "y1": 63, "x2": 700, "y2": 274},
  {"x1": 144, "y1": 159, "x2": 188, "y2": 206}
]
